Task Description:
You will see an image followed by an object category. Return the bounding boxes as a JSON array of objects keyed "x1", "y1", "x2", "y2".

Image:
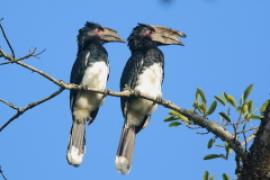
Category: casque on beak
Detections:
[
  {"x1": 99, "y1": 27, "x2": 125, "y2": 43},
  {"x1": 148, "y1": 24, "x2": 186, "y2": 46}
]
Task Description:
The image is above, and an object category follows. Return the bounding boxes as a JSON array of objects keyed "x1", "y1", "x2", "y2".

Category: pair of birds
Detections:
[{"x1": 67, "y1": 22, "x2": 186, "y2": 174}]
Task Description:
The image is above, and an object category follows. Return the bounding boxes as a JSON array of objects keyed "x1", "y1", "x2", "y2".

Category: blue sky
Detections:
[{"x1": 0, "y1": 0, "x2": 269, "y2": 179}]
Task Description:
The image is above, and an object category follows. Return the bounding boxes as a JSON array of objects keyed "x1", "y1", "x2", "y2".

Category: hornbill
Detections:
[
  {"x1": 67, "y1": 22, "x2": 124, "y2": 166},
  {"x1": 115, "y1": 23, "x2": 186, "y2": 174}
]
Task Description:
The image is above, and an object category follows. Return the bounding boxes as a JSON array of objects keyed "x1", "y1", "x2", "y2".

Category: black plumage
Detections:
[
  {"x1": 70, "y1": 43, "x2": 108, "y2": 123},
  {"x1": 120, "y1": 48, "x2": 164, "y2": 133},
  {"x1": 115, "y1": 23, "x2": 186, "y2": 174},
  {"x1": 67, "y1": 22, "x2": 124, "y2": 166}
]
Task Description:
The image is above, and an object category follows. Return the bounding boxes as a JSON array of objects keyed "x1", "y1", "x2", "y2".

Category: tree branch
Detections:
[
  {"x1": 0, "y1": 88, "x2": 64, "y2": 132},
  {"x1": 0, "y1": 98, "x2": 19, "y2": 111},
  {"x1": 0, "y1": 19, "x2": 246, "y2": 161},
  {"x1": 0, "y1": 47, "x2": 246, "y2": 159},
  {"x1": 0, "y1": 165, "x2": 7, "y2": 180},
  {"x1": 0, "y1": 19, "x2": 15, "y2": 58},
  {"x1": 0, "y1": 48, "x2": 46, "y2": 66},
  {"x1": 240, "y1": 100, "x2": 270, "y2": 180}
]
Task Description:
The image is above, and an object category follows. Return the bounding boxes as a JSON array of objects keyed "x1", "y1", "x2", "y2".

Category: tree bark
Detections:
[{"x1": 240, "y1": 100, "x2": 270, "y2": 180}]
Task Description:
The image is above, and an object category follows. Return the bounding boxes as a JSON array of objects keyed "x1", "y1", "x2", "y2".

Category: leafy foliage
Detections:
[
  {"x1": 165, "y1": 84, "x2": 264, "y2": 179},
  {"x1": 203, "y1": 171, "x2": 230, "y2": 180},
  {"x1": 222, "y1": 173, "x2": 230, "y2": 180},
  {"x1": 260, "y1": 100, "x2": 270, "y2": 114},
  {"x1": 203, "y1": 154, "x2": 226, "y2": 160}
]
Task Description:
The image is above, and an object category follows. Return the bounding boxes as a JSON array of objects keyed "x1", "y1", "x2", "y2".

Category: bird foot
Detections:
[
  {"x1": 155, "y1": 95, "x2": 162, "y2": 103},
  {"x1": 133, "y1": 90, "x2": 141, "y2": 97}
]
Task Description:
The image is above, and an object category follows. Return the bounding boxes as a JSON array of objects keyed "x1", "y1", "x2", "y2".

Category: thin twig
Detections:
[
  {"x1": 0, "y1": 20, "x2": 15, "y2": 58},
  {"x1": 196, "y1": 131, "x2": 210, "y2": 135},
  {"x1": 0, "y1": 98, "x2": 19, "y2": 110},
  {"x1": 0, "y1": 88, "x2": 64, "y2": 132},
  {"x1": 0, "y1": 49, "x2": 61, "y2": 86},
  {"x1": 0, "y1": 48, "x2": 46, "y2": 66},
  {"x1": 236, "y1": 127, "x2": 258, "y2": 135},
  {"x1": 0, "y1": 166, "x2": 7, "y2": 180},
  {"x1": 242, "y1": 122, "x2": 248, "y2": 152},
  {"x1": 241, "y1": 133, "x2": 256, "y2": 146}
]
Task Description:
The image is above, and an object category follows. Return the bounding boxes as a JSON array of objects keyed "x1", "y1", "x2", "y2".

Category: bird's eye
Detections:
[
  {"x1": 94, "y1": 28, "x2": 102, "y2": 35},
  {"x1": 142, "y1": 29, "x2": 153, "y2": 37}
]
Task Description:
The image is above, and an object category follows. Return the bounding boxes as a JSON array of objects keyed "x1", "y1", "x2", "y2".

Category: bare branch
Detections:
[
  {"x1": 0, "y1": 98, "x2": 19, "y2": 110},
  {"x1": 0, "y1": 20, "x2": 15, "y2": 58},
  {"x1": 0, "y1": 49, "x2": 61, "y2": 87},
  {"x1": 236, "y1": 127, "x2": 258, "y2": 135},
  {"x1": 241, "y1": 134, "x2": 256, "y2": 146},
  {"x1": 0, "y1": 71, "x2": 246, "y2": 158},
  {"x1": 0, "y1": 70, "x2": 246, "y2": 158},
  {"x1": 0, "y1": 166, "x2": 7, "y2": 180},
  {"x1": 0, "y1": 88, "x2": 64, "y2": 132},
  {"x1": 0, "y1": 48, "x2": 46, "y2": 66}
]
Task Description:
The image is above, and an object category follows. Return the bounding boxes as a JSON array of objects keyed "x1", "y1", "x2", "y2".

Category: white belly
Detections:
[
  {"x1": 81, "y1": 61, "x2": 109, "y2": 90},
  {"x1": 126, "y1": 63, "x2": 163, "y2": 127},
  {"x1": 135, "y1": 63, "x2": 163, "y2": 98},
  {"x1": 73, "y1": 62, "x2": 109, "y2": 122}
]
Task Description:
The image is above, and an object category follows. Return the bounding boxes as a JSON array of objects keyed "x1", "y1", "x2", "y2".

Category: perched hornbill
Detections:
[
  {"x1": 115, "y1": 23, "x2": 186, "y2": 174},
  {"x1": 67, "y1": 22, "x2": 124, "y2": 166}
]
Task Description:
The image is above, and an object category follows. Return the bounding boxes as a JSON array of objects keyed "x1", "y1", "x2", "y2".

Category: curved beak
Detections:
[
  {"x1": 146, "y1": 24, "x2": 186, "y2": 46},
  {"x1": 100, "y1": 27, "x2": 125, "y2": 43}
]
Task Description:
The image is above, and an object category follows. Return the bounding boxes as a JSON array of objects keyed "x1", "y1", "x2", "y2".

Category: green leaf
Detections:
[
  {"x1": 245, "y1": 113, "x2": 252, "y2": 121},
  {"x1": 196, "y1": 88, "x2": 207, "y2": 104},
  {"x1": 242, "y1": 103, "x2": 249, "y2": 115},
  {"x1": 169, "y1": 110, "x2": 189, "y2": 123},
  {"x1": 164, "y1": 116, "x2": 179, "y2": 122},
  {"x1": 250, "y1": 114, "x2": 263, "y2": 120},
  {"x1": 247, "y1": 101, "x2": 253, "y2": 113},
  {"x1": 209, "y1": 177, "x2": 214, "y2": 180},
  {"x1": 203, "y1": 171, "x2": 209, "y2": 180},
  {"x1": 219, "y1": 112, "x2": 231, "y2": 122},
  {"x1": 215, "y1": 95, "x2": 226, "y2": 106},
  {"x1": 224, "y1": 142, "x2": 232, "y2": 159},
  {"x1": 224, "y1": 93, "x2": 237, "y2": 107},
  {"x1": 169, "y1": 121, "x2": 181, "y2": 127},
  {"x1": 207, "y1": 101, "x2": 217, "y2": 115},
  {"x1": 222, "y1": 173, "x2": 230, "y2": 180},
  {"x1": 207, "y1": 138, "x2": 215, "y2": 149},
  {"x1": 203, "y1": 154, "x2": 226, "y2": 160},
  {"x1": 243, "y1": 84, "x2": 253, "y2": 102},
  {"x1": 198, "y1": 103, "x2": 207, "y2": 114},
  {"x1": 260, "y1": 100, "x2": 270, "y2": 114}
]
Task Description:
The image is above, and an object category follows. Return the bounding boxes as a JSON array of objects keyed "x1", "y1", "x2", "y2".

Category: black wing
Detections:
[
  {"x1": 120, "y1": 52, "x2": 144, "y2": 116},
  {"x1": 69, "y1": 50, "x2": 90, "y2": 110}
]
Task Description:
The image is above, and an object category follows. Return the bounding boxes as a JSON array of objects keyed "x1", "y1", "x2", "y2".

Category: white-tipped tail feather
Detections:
[
  {"x1": 67, "y1": 146, "x2": 84, "y2": 165},
  {"x1": 115, "y1": 125, "x2": 135, "y2": 174},
  {"x1": 115, "y1": 156, "x2": 131, "y2": 174},
  {"x1": 67, "y1": 122, "x2": 86, "y2": 166}
]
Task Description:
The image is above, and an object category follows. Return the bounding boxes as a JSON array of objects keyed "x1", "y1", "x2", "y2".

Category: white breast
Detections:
[
  {"x1": 135, "y1": 63, "x2": 163, "y2": 98},
  {"x1": 81, "y1": 61, "x2": 109, "y2": 90},
  {"x1": 72, "y1": 61, "x2": 109, "y2": 121}
]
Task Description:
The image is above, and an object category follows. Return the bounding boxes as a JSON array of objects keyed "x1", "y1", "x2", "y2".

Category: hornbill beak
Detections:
[
  {"x1": 99, "y1": 27, "x2": 125, "y2": 43},
  {"x1": 142, "y1": 23, "x2": 186, "y2": 46}
]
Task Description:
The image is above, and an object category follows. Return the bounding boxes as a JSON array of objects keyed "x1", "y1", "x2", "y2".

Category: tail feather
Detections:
[
  {"x1": 115, "y1": 125, "x2": 135, "y2": 174},
  {"x1": 67, "y1": 122, "x2": 86, "y2": 166}
]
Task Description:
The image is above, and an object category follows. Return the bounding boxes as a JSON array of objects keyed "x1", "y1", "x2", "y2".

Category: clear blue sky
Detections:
[{"x1": 0, "y1": 0, "x2": 269, "y2": 179}]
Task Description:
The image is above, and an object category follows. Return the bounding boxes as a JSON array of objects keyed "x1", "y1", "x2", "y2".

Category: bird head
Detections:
[
  {"x1": 128, "y1": 23, "x2": 186, "y2": 50},
  {"x1": 77, "y1": 22, "x2": 125, "y2": 48}
]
